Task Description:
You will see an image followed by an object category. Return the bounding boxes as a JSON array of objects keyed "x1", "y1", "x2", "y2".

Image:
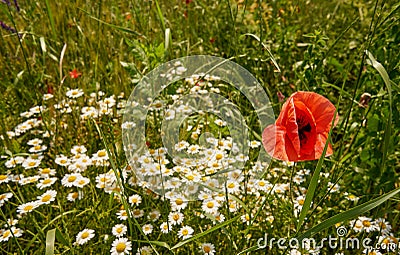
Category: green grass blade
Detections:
[
  {"x1": 44, "y1": 0, "x2": 56, "y2": 40},
  {"x1": 241, "y1": 33, "x2": 281, "y2": 73},
  {"x1": 296, "y1": 187, "x2": 400, "y2": 241},
  {"x1": 45, "y1": 229, "x2": 56, "y2": 255},
  {"x1": 171, "y1": 215, "x2": 239, "y2": 250},
  {"x1": 365, "y1": 50, "x2": 393, "y2": 173},
  {"x1": 78, "y1": 8, "x2": 145, "y2": 38},
  {"x1": 154, "y1": 0, "x2": 166, "y2": 31}
]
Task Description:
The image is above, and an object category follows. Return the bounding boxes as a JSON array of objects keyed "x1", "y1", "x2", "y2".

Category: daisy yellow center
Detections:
[
  {"x1": 173, "y1": 214, "x2": 180, "y2": 221},
  {"x1": 362, "y1": 220, "x2": 371, "y2": 227},
  {"x1": 378, "y1": 222, "x2": 386, "y2": 229},
  {"x1": 121, "y1": 211, "x2": 127, "y2": 216},
  {"x1": 24, "y1": 205, "x2": 34, "y2": 211},
  {"x1": 298, "y1": 199, "x2": 305, "y2": 205},
  {"x1": 227, "y1": 183, "x2": 235, "y2": 189},
  {"x1": 116, "y1": 227, "x2": 123, "y2": 233},
  {"x1": 175, "y1": 198, "x2": 183, "y2": 205},
  {"x1": 206, "y1": 201, "x2": 214, "y2": 208},
  {"x1": 78, "y1": 180, "x2": 85, "y2": 185},
  {"x1": 72, "y1": 91, "x2": 78, "y2": 95},
  {"x1": 60, "y1": 159, "x2": 67, "y2": 164},
  {"x1": 34, "y1": 145, "x2": 41, "y2": 150},
  {"x1": 0, "y1": 175, "x2": 7, "y2": 181},
  {"x1": 98, "y1": 151, "x2": 106, "y2": 157},
  {"x1": 28, "y1": 161, "x2": 36, "y2": 167},
  {"x1": 163, "y1": 225, "x2": 168, "y2": 230},
  {"x1": 0, "y1": 194, "x2": 5, "y2": 200},
  {"x1": 42, "y1": 168, "x2": 51, "y2": 174},
  {"x1": 212, "y1": 162, "x2": 219, "y2": 168},
  {"x1": 182, "y1": 229, "x2": 189, "y2": 235},
  {"x1": 203, "y1": 246, "x2": 211, "y2": 253},
  {"x1": 71, "y1": 192, "x2": 78, "y2": 199},
  {"x1": 259, "y1": 181, "x2": 265, "y2": 187},
  {"x1": 215, "y1": 154, "x2": 223, "y2": 160},
  {"x1": 116, "y1": 242, "x2": 126, "y2": 252},
  {"x1": 131, "y1": 198, "x2": 138, "y2": 203},
  {"x1": 81, "y1": 232, "x2": 89, "y2": 239},
  {"x1": 187, "y1": 175, "x2": 194, "y2": 181},
  {"x1": 68, "y1": 176, "x2": 77, "y2": 182},
  {"x1": 42, "y1": 195, "x2": 52, "y2": 202},
  {"x1": 3, "y1": 230, "x2": 10, "y2": 238}
]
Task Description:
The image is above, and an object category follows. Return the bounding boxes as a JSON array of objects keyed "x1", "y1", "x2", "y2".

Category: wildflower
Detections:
[
  {"x1": 38, "y1": 168, "x2": 56, "y2": 177},
  {"x1": 201, "y1": 199, "x2": 220, "y2": 214},
  {"x1": 177, "y1": 225, "x2": 194, "y2": 240},
  {"x1": 22, "y1": 157, "x2": 41, "y2": 169},
  {"x1": 200, "y1": 243, "x2": 216, "y2": 255},
  {"x1": 160, "y1": 222, "x2": 172, "y2": 234},
  {"x1": 0, "y1": 227, "x2": 23, "y2": 242},
  {"x1": 170, "y1": 195, "x2": 188, "y2": 211},
  {"x1": 17, "y1": 201, "x2": 40, "y2": 215},
  {"x1": 142, "y1": 224, "x2": 153, "y2": 235},
  {"x1": 0, "y1": 174, "x2": 10, "y2": 184},
  {"x1": 71, "y1": 145, "x2": 87, "y2": 155},
  {"x1": 43, "y1": 93, "x2": 54, "y2": 100},
  {"x1": 248, "y1": 140, "x2": 261, "y2": 148},
  {"x1": 117, "y1": 209, "x2": 129, "y2": 220},
  {"x1": 67, "y1": 191, "x2": 82, "y2": 202},
  {"x1": 240, "y1": 214, "x2": 252, "y2": 225},
  {"x1": 110, "y1": 237, "x2": 132, "y2": 255},
  {"x1": 136, "y1": 245, "x2": 153, "y2": 255},
  {"x1": 225, "y1": 180, "x2": 240, "y2": 193},
  {"x1": 148, "y1": 210, "x2": 160, "y2": 222},
  {"x1": 262, "y1": 91, "x2": 339, "y2": 162},
  {"x1": 112, "y1": 224, "x2": 127, "y2": 237},
  {"x1": 74, "y1": 177, "x2": 90, "y2": 188},
  {"x1": 37, "y1": 177, "x2": 57, "y2": 189},
  {"x1": 37, "y1": 190, "x2": 57, "y2": 205},
  {"x1": 66, "y1": 88, "x2": 84, "y2": 98},
  {"x1": 75, "y1": 229, "x2": 95, "y2": 245},
  {"x1": 132, "y1": 209, "x2": 144, "y2": 218},
  {"x1": 374, "y1": 218, "x2": 392, "y2": 235},
  {"x1": 128, "y1": 194, "x2": 142, "y2": 206},
  {"x1": 168, "y1": 211, "x2": 184, "y2": 225},
  {"x1": 55, "y1": 155, "x2": 70, "y2": 166},
  {"x1": 92, "y1": 149, "x2": 109, "y2": 161},
  {"x1": 344, "y1": 193, "x2": 359, "y2": 202},
  {"x1": 0, "y1": 193, "x2": 13, "y2": 207},
  {"x1": 69, "y1": 69, "x2": 82, "y2": 79},
  {"x1": 61, "y1": 173, "x2": 83, "y2": 187}
]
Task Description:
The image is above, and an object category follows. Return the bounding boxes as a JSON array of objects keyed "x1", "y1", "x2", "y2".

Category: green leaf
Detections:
[{"x1": 45, "y1": 229, "x2": 56, "y2": 255}]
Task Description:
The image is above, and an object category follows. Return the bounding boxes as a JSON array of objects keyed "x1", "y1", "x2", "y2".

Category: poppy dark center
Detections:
[{"x1": 297, "y1": 117, "x2": 312, "y2": 146}]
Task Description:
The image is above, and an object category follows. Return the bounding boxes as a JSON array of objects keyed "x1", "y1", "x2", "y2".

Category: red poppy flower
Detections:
[
  {"x1": 69, "y1": 69, "x2": 82, "y2": 79},
  {"x1": 262, "y1": 91, "x2": 339, "y2": 162}
]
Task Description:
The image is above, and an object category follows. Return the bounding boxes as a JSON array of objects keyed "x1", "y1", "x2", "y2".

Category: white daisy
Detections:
[
  {"x1": 37, "y1": 190, "x2": 57, "y2": 205},
  {"x1": 110, "y1": 237, "x2": 132, "y2": 255},
  {"x1": 17, "y1": 201, "x2": 40, "y2": 215},
  {"x1": 200, "y1": 243, "x2": 216, "y2": 255},
  {"x1": 75, "y1": 229, "x2": 95, "y2": 245},
  {"x1": 142, "y1": 224, "x2": 153, "y2": 235},
  {"x1": 177, "y1": 225, "x2": 194, "y2": 240},
  {"x1": 160, "y1": 222, "x2": 172, "y2": 234},
  {"x1": 112, "y1": 224, "x2": 127, "y2": 237}
]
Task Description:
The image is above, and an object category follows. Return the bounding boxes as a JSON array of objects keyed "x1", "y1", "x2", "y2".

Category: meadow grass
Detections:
[{"x1": 0, "y1": 0, "x2": 399, "y2": 254}]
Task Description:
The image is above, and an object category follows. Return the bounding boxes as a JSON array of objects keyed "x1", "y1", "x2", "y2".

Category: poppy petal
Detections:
[{"x1": 292, "y1": 92, "x2": 338, "y2": 133}]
